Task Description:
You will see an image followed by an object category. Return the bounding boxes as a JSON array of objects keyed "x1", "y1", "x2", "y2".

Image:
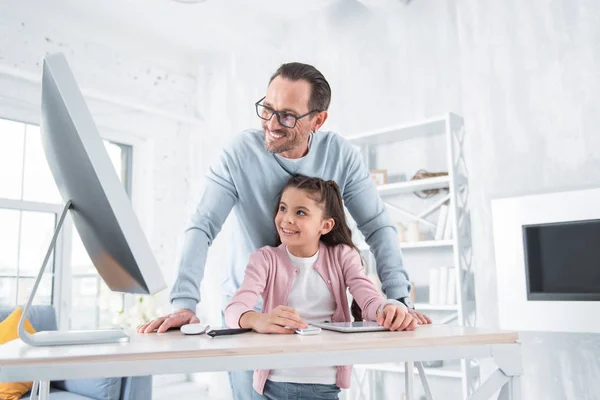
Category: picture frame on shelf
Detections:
[{"x1": 369, "y1": 169, "x2": 388, "y2": 186}]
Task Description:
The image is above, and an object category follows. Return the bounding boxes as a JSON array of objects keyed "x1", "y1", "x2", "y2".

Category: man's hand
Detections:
[
  {"x1": 408, "y1": 309, "x2": 432, "y2": 325},
  {"x1": 137, "y1": 309, "x2": 200, "y2": 334},
  {"x1": 376, "y1": 304, "x2": 418, "y2": 331},
  {"x1": 240, "y1": 305, "x2": 307, "y2": 334}
]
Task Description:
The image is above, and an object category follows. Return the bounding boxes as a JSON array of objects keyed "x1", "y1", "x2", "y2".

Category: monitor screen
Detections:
[
  {"x1": 523, "y1": 219, "x2": 600, "y2": 301},
  {"x1": 40, "y1": 53, "x2": 166, "y2": 295}
]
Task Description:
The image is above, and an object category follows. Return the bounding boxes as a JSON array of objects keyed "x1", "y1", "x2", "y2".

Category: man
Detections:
[{"x1": 138, "y1": 62, "x2": 431, "y2": 399}]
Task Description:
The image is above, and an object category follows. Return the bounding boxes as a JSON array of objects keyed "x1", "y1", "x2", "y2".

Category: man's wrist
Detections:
[
  {"x1": 396, "y1": 296, "x2": 415, "y2": 310},
  {"x1": 171, "y1": 298, "x2": 198, "y2": 314}
]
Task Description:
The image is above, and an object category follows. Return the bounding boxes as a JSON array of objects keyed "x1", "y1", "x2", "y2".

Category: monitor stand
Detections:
[{"x1": 18, "y1": 200, "x2": 130, "y2": 346}]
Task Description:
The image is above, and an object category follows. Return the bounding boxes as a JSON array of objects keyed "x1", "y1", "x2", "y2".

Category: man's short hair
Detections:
[{"x1": 270, "y1": 62, "x2": 331, "y2": 112}]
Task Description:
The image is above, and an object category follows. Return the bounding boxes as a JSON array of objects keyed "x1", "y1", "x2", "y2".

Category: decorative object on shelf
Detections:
[
  {"x1": 369, "y1": 169, "x2": 388, "y2": 186},
  {"x1": 396, "y1": 222, "x2": 406, "y2": 242},
  {"x1": 406, "y1": 220, "x2": 421, "y2": 242},
  {"x1": 411, "y1": 169, "x2": 449, "y2": 198}
]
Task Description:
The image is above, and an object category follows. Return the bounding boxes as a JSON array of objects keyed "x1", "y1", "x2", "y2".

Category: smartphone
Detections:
[{"x1": 294, "y1": 326, "x2": 322, "y2": 335}]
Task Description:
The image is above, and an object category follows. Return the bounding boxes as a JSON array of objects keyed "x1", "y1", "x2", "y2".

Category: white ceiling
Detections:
[
  {"x1": 5, "y1": 0, "x2": 352, "y2": 53},
  {"x1": 4, "y1": 0, "x2": 405, "y2": 55}
]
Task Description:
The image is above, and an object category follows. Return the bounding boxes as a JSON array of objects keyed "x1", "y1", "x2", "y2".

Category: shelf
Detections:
[
  {"x1": 414, "y1": 303, "x2": 459, "y2": 311},
  {"x1": 377, "y1": 176, "x2": 450, "y2": 196},
  {"x1": 400, "y1": 240, "x2": 454, "y2": 249},
  {"x1": 356, "y1": 361, "x2": 462, "y2": 379},
  {"x1": 346, "y1": 115, "x2": 448, "y2": 146}
]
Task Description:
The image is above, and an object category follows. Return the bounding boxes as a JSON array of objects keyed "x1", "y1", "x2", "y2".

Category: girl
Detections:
[{"x1": 224, "y1": 175, "x2": 418, "y2": 399}]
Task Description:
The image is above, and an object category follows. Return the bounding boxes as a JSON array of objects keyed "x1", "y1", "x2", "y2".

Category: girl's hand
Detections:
[
  {"x1": 242, "y1": 305, "x2": 308, "y2": 334},
  {"x1": 377, "y1": 304, "x2": 418, "y2": 331}
]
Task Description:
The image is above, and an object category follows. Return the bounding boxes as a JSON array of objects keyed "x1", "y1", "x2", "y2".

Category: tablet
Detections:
[{"x1": 311, "y1": 321, "x2": 387, "y2": 333}]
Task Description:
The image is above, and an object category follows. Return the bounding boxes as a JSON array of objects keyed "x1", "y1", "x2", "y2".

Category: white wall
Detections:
[
  {"x1": 195, "y1": 0, "x2": 600, "y2": 398},
  {"x1": 0, "y1": 8, "x2": 203, "y2": 305},
  {"x1": 456, "y1": 0, "x2": 600, "y2": 398}
]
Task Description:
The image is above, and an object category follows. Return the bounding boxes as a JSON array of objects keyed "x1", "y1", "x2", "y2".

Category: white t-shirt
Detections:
[{"x1": 268, "y1": 247, "x2": 338, "y2": 385}]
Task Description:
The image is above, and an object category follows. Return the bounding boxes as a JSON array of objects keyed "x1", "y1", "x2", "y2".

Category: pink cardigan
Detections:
[{"x1": 224, "y1": 242, "x2": 386, "y2": 395}]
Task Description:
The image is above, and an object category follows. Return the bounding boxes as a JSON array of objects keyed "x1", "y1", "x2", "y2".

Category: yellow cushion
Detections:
[{"x1": 0, "y1": 308, "x2": 36, "y2": 400}]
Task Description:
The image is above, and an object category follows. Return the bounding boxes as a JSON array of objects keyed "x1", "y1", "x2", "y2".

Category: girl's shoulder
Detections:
[{"x1": 250, "y1": 245, "x2": 287, "y2": 263}]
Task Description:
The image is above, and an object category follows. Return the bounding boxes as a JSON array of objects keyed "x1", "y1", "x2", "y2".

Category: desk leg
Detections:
[
  {"x1": 495, "y1": 344, "x2": 522, "y2": 400},
  {"x1": 39, "y1": 381, "x2": 50, "y2": 400},
  {"x1": 468, "y1": 344, "x2": 523, "y2": 400},
  {"x1": 405, "y1": 361, "x2": 414, "y2": 400},
  {"x1": 415, "y1": 362, "x2": 434, "y2": 400},
  {"x1": 508, "y1": 374, "x2": 522, "y2": 400},
  {"x1": 29, "y1": 381, "x2": 39, "y2": 400}
]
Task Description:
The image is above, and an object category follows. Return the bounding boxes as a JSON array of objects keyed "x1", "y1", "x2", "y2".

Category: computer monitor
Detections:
[{"x1": 18, "y1": 52, "x2": 166, "y2": 346}]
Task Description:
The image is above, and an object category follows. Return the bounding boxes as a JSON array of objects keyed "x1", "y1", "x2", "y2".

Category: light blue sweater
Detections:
[{"x1": 170, "y1": 129, "x2": 411, "y2": 312}]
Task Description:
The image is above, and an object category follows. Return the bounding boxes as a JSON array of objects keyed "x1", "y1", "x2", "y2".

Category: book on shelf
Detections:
[
  {"x1": 427, "y1": 266, "x2": 457, "y2": 306},
  {"x1": 434, "y1": 204, "x2": 448, "y2": 241},
  {"x1": 447, "y1": 267, "x2": 457, "y2": 305},
  {"x1": 428, "y1": 268, "x2": 440, "y2": 305},
  {"x1": 438, "y1": 266, "x2": 449, "y2": 305},
  {"x1": 443, "y1": 209, "x2": 453, "y2": 240}
]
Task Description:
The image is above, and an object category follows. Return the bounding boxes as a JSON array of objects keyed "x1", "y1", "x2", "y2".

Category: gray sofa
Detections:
[{"x1": 0, "y1": 306, "x2": 152, "y2": 400}]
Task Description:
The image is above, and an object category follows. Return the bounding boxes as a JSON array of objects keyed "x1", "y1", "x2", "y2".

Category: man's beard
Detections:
[{"x1": 264, "y1": 128, "x2": 302, "y2": 154}]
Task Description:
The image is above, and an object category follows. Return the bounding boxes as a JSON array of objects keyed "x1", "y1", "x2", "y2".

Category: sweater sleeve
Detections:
[
  {"x1": 339, "y1": 246, "x2": 385, "y2": 321},
  {"x1": 224, "y1": 250, "x2": 270, "y2": 328},
  {"x1": 341, "y1": 141, "x2": 411, "y2": 300},
  {"x1": 169, "y1": 140, "x2": 240, "y2": 312}
]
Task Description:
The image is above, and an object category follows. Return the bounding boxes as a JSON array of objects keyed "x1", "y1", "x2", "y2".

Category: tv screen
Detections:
[{"x1": 523, "y1": 219, "x2": 600, "y2": 301}]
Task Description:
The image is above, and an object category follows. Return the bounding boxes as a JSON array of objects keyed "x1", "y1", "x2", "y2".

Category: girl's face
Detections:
[{"x1": 275, "y1": 187, "x2": 334, "y2": 253}]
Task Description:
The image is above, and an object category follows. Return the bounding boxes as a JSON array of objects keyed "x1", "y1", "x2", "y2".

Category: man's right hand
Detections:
[
  {"x1": 240, "y1": 305, "x2": 307, "y2": 334},
  {"x1": 137, "y1": 309, "x2": 200, "y2": 334}
]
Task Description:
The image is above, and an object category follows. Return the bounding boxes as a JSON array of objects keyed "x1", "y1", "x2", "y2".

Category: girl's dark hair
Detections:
[
  {"x1": 274, "y1": 175, "x2": 356, "y2": 251},
  {"x1": 275, "y1": 175, "x2": 366, "y2": 321}
]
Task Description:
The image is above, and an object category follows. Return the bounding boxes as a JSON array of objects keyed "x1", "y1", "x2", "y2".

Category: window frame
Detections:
[{"x1": 0, "y1": 115, "x2": 152, "y2": 330}]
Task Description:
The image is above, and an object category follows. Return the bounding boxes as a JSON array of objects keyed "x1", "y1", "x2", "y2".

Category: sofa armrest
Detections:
[
  {"x1": 52, "y1": 377, "x2": 122, "y2": 400},
  {"x1": 120, "y1": 376, "x2": 152, "y2": 400}
]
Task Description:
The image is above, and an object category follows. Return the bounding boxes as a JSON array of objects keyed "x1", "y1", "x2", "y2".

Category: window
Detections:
[{"x1": 0, "y1": 118, "x2": 133, "y2": 329}]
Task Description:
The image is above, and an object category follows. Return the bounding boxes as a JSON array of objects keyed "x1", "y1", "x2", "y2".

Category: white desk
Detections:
[{"x1": 0, "y1": 325, "x2": 521, "y2": 400}]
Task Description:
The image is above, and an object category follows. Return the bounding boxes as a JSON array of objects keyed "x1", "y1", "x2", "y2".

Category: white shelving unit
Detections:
[
  {"x1": 347, "y1": 113, "x2": 476, "y2": 399},
  {"x1": 413, "y1": 302, "x2": 460, "y2": 312},
  {"x1": 375, "y1": 175, "x2": 451, "y2": 196},
  {"x1": 400, "y1": 239, "x2": 455, "y2": 249},
  {"x1": 355, "y1": 360, "x2": 463, "y2": 379}
]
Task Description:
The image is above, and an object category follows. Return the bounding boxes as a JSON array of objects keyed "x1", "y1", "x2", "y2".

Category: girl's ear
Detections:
[{"x1": 320, "y1": 217, "x2": 335, "y2": 235}]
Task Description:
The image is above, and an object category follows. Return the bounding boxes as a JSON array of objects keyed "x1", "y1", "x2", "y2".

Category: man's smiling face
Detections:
[{"x1": 261, "y1": 76, "x2": 315, "y2": 159}]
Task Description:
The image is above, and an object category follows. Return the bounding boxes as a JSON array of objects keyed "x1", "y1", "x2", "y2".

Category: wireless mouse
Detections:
[{"x1": 180, "y1": 324, "x2": 210, "y2": 335}]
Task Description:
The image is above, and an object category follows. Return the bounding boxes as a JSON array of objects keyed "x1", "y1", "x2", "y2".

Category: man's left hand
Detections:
[{"x1": 408, "y1": 308, "x2": 432, "y2": 325}]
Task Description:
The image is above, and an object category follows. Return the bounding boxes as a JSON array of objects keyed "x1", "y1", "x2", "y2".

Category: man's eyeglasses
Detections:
[{"x1": 255, "y1": 96, "x2": 320, "y2": 129}]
